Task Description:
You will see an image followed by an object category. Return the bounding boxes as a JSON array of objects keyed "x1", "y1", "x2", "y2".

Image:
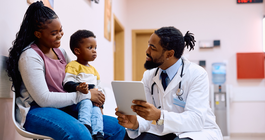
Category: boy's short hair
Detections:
[{"x1": 70, "y1": 30, "x2": 96, "y2": 55}]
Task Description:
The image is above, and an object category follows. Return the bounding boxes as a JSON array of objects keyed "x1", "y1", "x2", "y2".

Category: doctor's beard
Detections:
[{"x1": 144, "y1": 53, "x2": 164, "y2": 70}]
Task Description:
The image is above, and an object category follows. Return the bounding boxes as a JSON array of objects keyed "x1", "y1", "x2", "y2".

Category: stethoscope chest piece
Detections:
[{"x1": 176, "y1": 88, "x2": 184, "y2": 101}]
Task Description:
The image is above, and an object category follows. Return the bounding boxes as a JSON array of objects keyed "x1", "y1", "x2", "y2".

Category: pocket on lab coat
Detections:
[{"x1": 172, "y1": 93, "x2": 186, "y2": 108}]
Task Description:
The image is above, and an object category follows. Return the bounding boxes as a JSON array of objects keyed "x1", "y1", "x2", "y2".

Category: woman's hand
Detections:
[
  {"x1": 90, "y1": 88, "x2": 105, "y2": 104},
  {"x1": 76, "y1": 82, "x2": 88, "y2": 94},
  {"x1": 115, "y1": 108, "x2": 139, "y2": 130}
]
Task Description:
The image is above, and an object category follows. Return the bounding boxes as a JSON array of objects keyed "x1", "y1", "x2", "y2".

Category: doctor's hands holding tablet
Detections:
[
  {"x1": 112, "y1": 81, "x2": 161, "y2": 129},
  {"x1": 115, "y1": 100, "x2": 161, "y2": 130},
  {"x1": 131, "y1": 100, "x2": 161, "y2": 121},
  {"x1": 115, "y1": 107, "x2": 139, "y2": 130}
]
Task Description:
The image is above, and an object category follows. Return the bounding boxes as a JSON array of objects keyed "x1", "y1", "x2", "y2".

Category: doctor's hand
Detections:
[
  {"x1": 115, "y1": 108, "x2": 139, "y2": 130},
  {"x1": 132, "y1": 100, "x2": 161, "y2": 121}
]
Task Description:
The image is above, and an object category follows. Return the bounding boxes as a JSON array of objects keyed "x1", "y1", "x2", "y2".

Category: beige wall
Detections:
[
  {"x1": 0, "y1": 99, "x2": 30, "y2": 140},
  {"x1": 0, "y1": 0, "x2": 31, "y2": 139},
  {"x1": 124, "y1": 0, "x2": 265, "y2": 134},
  {"x1": 0, "y1": 0, "x2": 265, "y2": 139}
]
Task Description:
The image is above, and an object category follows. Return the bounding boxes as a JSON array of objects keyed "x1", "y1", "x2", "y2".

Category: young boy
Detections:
[{"x1": 63, "y1": 30, "x2": 105, "y2": 140}]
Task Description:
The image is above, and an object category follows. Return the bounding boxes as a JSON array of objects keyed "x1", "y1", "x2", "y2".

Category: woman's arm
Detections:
[{"x1": 18, "y1": 49, "x2": 90, "y2": 108}]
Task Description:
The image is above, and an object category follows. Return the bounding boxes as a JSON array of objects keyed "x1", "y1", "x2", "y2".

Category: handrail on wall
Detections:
[{"x1": 0, "y1": 55, "x2": 12, "y2": 98}]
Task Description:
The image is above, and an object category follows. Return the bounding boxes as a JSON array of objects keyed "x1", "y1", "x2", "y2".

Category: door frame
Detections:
[
  {"x1": 132, "y1": 29, "x2": 155, "y2": 81},
  {"x1": 113, "y1": 14, "x2": 125, "y2": 80}
]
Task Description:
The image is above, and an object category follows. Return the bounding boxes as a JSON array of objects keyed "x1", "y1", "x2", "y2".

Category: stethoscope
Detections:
[{"x1": 151, "y1": 59, "x2": 184, "y2": 108}]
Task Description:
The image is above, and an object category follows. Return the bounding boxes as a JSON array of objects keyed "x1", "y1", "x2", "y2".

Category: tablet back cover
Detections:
[{"x1": 111, "y1": 81, "x2": 146, "y2": 115}]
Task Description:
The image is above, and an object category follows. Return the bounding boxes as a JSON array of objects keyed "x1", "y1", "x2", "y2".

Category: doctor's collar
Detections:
[{"x1": 159, "y1": 58, "x2": 182, "y2": 80}]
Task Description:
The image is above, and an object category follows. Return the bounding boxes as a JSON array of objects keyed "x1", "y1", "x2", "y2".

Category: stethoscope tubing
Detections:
[{"x1": 151, "y1": 59, "x2": 184, "y2": 108}]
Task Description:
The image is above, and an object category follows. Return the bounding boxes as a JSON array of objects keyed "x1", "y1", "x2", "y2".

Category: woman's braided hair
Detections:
[{"x1": 6, "y1": 1, "x2": 58, "y2": 97}]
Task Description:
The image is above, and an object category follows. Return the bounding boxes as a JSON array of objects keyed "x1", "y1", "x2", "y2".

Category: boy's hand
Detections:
[
  {"x1": 76, "y1": 82, "x2": 88, "y2": 94},
  {"x1": 90, "y1": 89, "x2": 105, "y2": 105}
]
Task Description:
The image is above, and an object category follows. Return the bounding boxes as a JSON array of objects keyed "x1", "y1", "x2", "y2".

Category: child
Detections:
[{"x1": 63, "y1": 30, "x2": 105, "y2": 140}]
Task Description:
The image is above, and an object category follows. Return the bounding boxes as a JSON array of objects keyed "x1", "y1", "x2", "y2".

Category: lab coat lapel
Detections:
[
  {"x1": 152, "y1": 67, "x2": 184, "y2": 97},
  {"x1": 164, "y1": 65, "x2": 183, "y2": 97},
  {"x1": 152, "y1": 69, "x2": 163, "y2": 92}
]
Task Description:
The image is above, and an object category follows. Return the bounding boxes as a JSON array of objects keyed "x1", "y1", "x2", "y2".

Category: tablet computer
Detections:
[{"x1": 111, "y1": 81, "x2": 147, "y2": 115}]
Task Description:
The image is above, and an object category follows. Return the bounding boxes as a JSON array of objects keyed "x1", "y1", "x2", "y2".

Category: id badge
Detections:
[{"x1": 173, "y1": 94, "x2": 186, "y2": 108}]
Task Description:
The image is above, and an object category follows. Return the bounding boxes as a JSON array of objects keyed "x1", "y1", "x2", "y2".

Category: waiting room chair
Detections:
[{"x1": 12, "y1": 92, "x2": 53, "y2": 140}]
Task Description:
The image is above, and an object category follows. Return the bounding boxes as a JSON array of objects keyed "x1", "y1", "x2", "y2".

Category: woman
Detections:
[{"x1": 6, "y1": 1, "x2": 125, "y2": 140}]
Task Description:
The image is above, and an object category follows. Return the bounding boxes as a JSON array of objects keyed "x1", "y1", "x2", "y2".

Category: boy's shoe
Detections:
[
  {"x1": 92, "y1": 132, "x2": 104, "y2": 140},
  {"x1": 84, "y1": 124, "x2": 92, "y2": 134}
]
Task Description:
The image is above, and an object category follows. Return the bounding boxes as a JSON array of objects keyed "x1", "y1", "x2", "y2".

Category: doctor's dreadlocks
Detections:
[
  {"x1": 6, "y1": 1, "x2": 58, "y2": 97},
  {"x1": 154, "y1": 26, "x2": 196, "y2": 59}
]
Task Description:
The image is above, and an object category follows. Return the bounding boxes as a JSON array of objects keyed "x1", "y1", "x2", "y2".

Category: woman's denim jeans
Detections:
[{"x1": 24, "y1": 102, "x2": 126, "y2": 140}]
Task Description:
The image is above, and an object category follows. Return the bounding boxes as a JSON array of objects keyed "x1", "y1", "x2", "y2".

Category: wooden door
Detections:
[{"x1": 132, "y1": 30, "x2": 155, "y2": 81}]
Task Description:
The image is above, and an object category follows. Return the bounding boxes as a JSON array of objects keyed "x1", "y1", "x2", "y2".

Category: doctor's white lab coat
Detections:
[{"x1": 127, "y1": 57, "x2": 223, "y2": 140}]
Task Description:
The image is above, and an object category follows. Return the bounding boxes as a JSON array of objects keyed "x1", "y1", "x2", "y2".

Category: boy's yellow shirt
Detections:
[{"x1": 65, "y1": 60, "x2": 100, "y2": 80}]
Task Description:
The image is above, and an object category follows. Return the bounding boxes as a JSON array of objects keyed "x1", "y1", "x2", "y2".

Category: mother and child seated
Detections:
[{"x1": 6, "y1": 1, "x2": 125, "y2": 140}]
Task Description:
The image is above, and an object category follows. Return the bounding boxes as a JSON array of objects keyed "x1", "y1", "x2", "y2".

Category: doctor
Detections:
[{"x1": 115, "y1": 26, "x2": 222, "y2": 140}]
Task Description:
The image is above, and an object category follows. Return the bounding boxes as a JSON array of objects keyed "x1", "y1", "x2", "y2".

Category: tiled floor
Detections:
[
  {"x1": 224, "y1": 136, "x2": 265, "y2": 140},
  {"x1": 20, "y1": 136, "x2": 265, "y2": 140}
]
